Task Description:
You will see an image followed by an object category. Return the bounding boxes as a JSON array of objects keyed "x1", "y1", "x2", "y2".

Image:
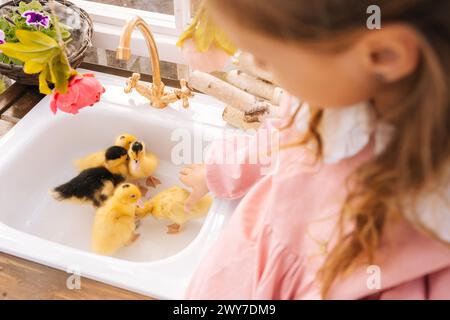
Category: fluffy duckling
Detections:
[
  {"x1": 52, "y1": 147, "x2": 129, "y2": 207},
  {"x1": 75, "y1": 134, "x2": 136, "y2": 171},
  {"x1": 115, "y1": 133, "x2": 138, "y2": 149},
  {"x1": 51, "y1": 167, "x2": 125, "y2": 207},
  {"x1": 92, "y1": 183, "x2": 142, "y2": 255},
  {"x1": 128, "y1": 141, "x2": 159, "y2": 179},
  {"x1": 147, "y1": 186, "x2": 213, "y2": 234},
  {"x1": 103, "y1": 146, "x2": 130, "y2": 177}
]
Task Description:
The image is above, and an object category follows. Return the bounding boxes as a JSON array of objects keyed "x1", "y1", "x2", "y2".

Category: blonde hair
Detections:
[{"x1": 208, "y1": 0, "x2": 450, "y2": 298}]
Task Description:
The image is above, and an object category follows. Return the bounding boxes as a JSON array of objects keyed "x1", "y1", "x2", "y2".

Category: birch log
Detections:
[
  {"x1": 222, "y1": 105, "x2": 262, "y2": 131},
  {"x1": 189, "y1": 70, "x2": 278, "y2": 115},
  {"x1": 233, "y1": 52, "x2": 275, "y2": 84},
  {"x1": 214, "y1": 70, "x2": 284, "y2": 105}
]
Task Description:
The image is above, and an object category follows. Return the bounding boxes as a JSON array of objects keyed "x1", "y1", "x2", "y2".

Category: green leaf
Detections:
[
  {"x1": 23, "y1": 58, "x2": 46, "y2": 73},
  {"x1": 0, "y1": 30, "x2": 57, "y2": 64},
  {"x1": 18, "y1": 0, "x2": 43, "y2": 14},
  {"x1": 48, "y1": 50, "x2": 71, "y2": 94},
  {"x1": 0, "y1": 30, "x2": 58, "y2": 64},
  {"x1": 16, "y1": 29, "x2": 59, "y2": 48},
  {"x1": 61, "y1": 30, "x2": 71, "y2": 40},
  {"x1": 0, "y1": 30, "x2": 73, "y2": 94},
  {"x1": 0, "y1": 18, "x2": 9, "y2": 31},
  {"x1": 39, "y1": 67, "x2": 52, "y2": 95}
]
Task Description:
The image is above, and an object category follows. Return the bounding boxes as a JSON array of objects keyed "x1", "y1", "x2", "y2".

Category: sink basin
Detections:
[{"x1": 0, "y1": 70, "x2": 239, "y2": 299}]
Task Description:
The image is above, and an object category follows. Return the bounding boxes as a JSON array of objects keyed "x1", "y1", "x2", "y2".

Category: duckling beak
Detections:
[
  {"x1": 136, "y1": 199, "x2": 145, "y2": 208},
  {"x1": 131, "y1": 158, "x2": 141, "y2": 172}
]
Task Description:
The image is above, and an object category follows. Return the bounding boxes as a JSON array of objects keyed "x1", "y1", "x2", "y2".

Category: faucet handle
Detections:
[
  {"x1": 178, "y1": 79, "x2": 194, "y2": 109},
  {"x1": 125, "y1": 73, "x2": 141, "y2": 94}
]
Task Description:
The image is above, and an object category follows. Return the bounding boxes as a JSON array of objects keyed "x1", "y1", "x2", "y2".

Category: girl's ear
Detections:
[{"x1": 362, "y1": 24, "x2": 420, "y2": 83}]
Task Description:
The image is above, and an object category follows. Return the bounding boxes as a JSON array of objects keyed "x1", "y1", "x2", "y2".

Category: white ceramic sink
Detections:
[{"x1": 0, "y1": 70, "x2": 239, "y2": 299}]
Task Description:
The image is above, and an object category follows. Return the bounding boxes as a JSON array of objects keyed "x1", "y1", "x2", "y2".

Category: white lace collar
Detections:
[
  {"x1": 290, "y1": 98, "x2": 450, "y2": 244},
  {"x1": 404, "y1": 168, "x2": 450, "y2": 243},
  {"x1": 292, "y1": 100, "x2": 394, "y2": 164}
]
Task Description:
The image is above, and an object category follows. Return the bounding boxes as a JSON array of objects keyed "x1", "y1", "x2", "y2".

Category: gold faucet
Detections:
[{"x1": 116, "y1": 17, "x2": 193, "y2": 109}]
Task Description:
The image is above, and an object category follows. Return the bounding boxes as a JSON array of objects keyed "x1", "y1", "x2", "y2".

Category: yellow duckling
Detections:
[
  {"x1": 103, "y1": 146, "x2": 130, "y2": 177},
  {"x1": 146, "y1": 186, "x2": 213, "y2": 234},
  {"x1": 128, "y1": 141, "x2": 159, "y2": 179},
  {"x1": 92, "y1": 183, "x2": 142, "y2": 256},
  {"x1": 75, "y1": 134, "x2": 136, "y2": 171}
]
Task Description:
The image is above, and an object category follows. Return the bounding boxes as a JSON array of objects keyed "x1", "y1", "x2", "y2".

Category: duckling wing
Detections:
[
  {"x1": 52, "y1": 167, "x2": 124, "y2": 206},
  {"x1": 151, "y1": 187, "x2": 187, "y2": 224},
  {"x1": 92, "y1": 206, "x2": 135, "y2": 255},
  {"x1": 142, "y1": 153, "x2": 159, "y2": 177},
  {"x1": 187, "y1": 194, "x2": 213, "y2": 220},
  {"x1": 151, "y1": 187, "x2": 212, "y2": 224},
  {"x1": 74, "y1": 151, "x2": 105, "y2": 171}
]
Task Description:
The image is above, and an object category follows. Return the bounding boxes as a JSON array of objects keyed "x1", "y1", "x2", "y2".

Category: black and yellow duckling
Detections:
[
  {"x1": 51, "y1": 147, "x2": 129, "y2": 207},
  {"x1": 51, "y1": 167, "x2": 125, "y2": 207},
  {"x1": 74, "y1": 133, "x2": 136, "y2": 171},
  {"x1": 102, "y1": 146, "x2": 130, "y2": 177}
]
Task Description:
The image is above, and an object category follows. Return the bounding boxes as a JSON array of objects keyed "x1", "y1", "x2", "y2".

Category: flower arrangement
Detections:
[
  {"x1": 0, "y1": 0, "x2": 104, "y2": 115},
  {"x1": 0, "y1": 1, "x2": 70, "y2": 65}
]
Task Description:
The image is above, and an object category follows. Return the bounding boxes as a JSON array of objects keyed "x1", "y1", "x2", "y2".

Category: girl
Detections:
[{"x1": 180, "y1": 0, "x2": 450, "y2": 299}]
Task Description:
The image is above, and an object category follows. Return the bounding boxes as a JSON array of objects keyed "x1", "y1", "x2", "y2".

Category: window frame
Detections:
[{"x1": 71, "y1": 0, "x2": 191, "y2": 64}]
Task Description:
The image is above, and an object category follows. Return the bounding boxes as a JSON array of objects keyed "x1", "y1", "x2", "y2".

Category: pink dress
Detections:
[{"x1": 185, "y1": 104, "x2": 450, "y2": 300}]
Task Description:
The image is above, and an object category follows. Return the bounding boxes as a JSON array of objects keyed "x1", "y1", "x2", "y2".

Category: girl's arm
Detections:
[{"x1": 180, "y1": 130, "x2": 273, "y2": 210}]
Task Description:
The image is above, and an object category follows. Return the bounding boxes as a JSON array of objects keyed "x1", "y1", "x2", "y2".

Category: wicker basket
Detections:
[{"x1": 0, "y1": 0, "x2": 93, "y2": 85}]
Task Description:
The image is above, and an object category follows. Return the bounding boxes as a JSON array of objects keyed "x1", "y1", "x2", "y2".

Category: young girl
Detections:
[{"x1": 180, "y1": 0, "x2": 450, "y2": 299}]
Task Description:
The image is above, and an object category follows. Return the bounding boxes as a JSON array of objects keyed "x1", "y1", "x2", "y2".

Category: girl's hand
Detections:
[{"x1": 179, "y1": 164, "x2": 209, "y2": 212}]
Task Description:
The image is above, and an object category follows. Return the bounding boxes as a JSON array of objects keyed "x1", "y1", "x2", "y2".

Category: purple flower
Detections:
[
  {"x1": 0, "y1": 30, "x2": 5, "y2": 45},
  {"x1": 21, "y1": 10, "x2": 51, "y2": 29}
]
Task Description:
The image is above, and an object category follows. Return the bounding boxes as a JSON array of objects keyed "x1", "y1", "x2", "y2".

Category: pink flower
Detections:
[
  {"x1": 50, "y1": 74, "x2": 105, "y2": 115},
  {"x1": 181, "y1": 39, "x2": 230, "y2": 73}
]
